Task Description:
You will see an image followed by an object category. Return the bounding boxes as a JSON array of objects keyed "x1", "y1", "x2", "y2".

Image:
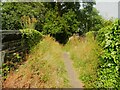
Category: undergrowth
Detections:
[
  {"x1": 64, "y1": 33, "x2": 101, "y2": 88},
  {"x1": 3, "y1": 36, "x2": 70, "y2": 88}
]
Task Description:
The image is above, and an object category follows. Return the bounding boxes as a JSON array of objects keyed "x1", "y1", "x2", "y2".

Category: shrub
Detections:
[
  {"x1": 43, "y1": 9, "x2": 79, "y2": 44},
  {"x1": 20, "y1": 29, "x2": 43, "y2": 50},
  {"x1": 96, "y1": 19, "x2": 120, "y2": 88}
]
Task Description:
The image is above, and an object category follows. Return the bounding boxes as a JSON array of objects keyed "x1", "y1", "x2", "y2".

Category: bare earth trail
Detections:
[{"x1": 63, "y1": 52, "x2": 84, "y2": 88}]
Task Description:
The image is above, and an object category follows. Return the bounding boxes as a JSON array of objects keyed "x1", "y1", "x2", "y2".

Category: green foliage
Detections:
[
  {"x1": 2, "y1": 52, "x2": 23, "y2": 80},
  {"x1": 86, "y1": 31, "x2": 97, "y2": 40},
  {"x1": 20, "y1": 29, "x2": 43, "y2": 50},
  {"x1": 2, "y1": 2, "x2": 45, "y2": 30},
  {"x1": 21, "y1": 15, "x2": 37, "y2": 29},
  {"x1": 2, "y1": 29, "x2": 43, "y2": 80},
  {"x1": 3, "y1": 36, "x2": 70, "y2": 88},
  {"x1": 64, "y1": 34, "x2": 100, "y2": 88},
  {"x1": 80, "y1": 7, "x2": 103, "y2": 33},
  {"x1": 2, "y1": 2, "x2": 103, "y2": 38},
  {"x1": 43, "y1": 2, "x2": 102, "y2": 35},
  {"x1": 96, "y1": 19, "x2": 120, "y2": 88},
  {"x1": 43, "y1": 9, "x2": 79, "y2": 44}
]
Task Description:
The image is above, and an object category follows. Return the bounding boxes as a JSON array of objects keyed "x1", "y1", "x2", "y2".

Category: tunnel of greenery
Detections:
[{"x1": 1, "y1": 1, "x2": 120, "y2": 89}]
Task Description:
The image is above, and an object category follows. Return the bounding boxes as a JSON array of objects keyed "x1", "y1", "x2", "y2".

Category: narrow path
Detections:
[{"x1": 63, "y1": 52, "x2": 84, "y2": 88}]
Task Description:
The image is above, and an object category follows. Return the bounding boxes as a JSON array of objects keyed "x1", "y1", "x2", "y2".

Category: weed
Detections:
[
  {"x1": 64, "y1": 33, "x2": 101, "y2": 88},
  {"x1": 3, "y1": 36, "x2": 70, "y2": 88}
]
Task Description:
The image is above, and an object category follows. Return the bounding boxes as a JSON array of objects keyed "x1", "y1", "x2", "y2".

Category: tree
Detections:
[
  {"x1": 43, "y1": 9, "x2": 79, "y2": 44},
  {"x1": 2, "y1": 1, "x2": 104, "y2": 43},
  {"x1": 1, "y1": 2, "x2": 45, "y2": 30}
]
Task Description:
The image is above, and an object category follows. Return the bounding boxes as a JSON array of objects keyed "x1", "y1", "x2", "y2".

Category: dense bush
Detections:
[
  {"x1": 2, "y1": 2, "x2": 45, "y2": 30},
  {"x1": 43, "y1": 9, "x2": 79, "y2": 44},
  {"x1": 20, "y1": 29, "x2": 43, "y2": 50},
  {"x1": 2, "y1": 2, "x2": 103, "y2": 44},
  {"x1": 96, "y1": 19, "x2": 120, "y2": 88}
]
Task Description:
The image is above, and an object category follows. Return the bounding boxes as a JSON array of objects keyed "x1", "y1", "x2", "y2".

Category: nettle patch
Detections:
[{"x1": 96, "y1": 19, "x2": 120, "y2": 88}]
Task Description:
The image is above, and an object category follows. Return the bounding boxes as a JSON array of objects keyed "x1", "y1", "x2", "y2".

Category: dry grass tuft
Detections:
[
  {"x1": 3, "y1": 36, "x2": 70, "y2": 88},
  {"x1": 64, "y1": 34, "x2": 101, "y2": 88}
]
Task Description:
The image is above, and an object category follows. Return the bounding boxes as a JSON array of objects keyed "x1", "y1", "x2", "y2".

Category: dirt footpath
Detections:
[{"x1": 63, "y1": 52, "x2": 84, "y2": 88}]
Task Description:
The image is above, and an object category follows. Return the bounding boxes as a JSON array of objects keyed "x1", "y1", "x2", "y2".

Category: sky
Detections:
[{"x1": 95, "y1": 0, "x2": 119, "y2": 19}]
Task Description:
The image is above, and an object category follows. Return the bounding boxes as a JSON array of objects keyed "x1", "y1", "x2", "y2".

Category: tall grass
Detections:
[
  {"x1": 3, "y1": 36, "x2": 70, "y2": 88},
  {"x1": 64, "y1": 32, "x2": 101, "y2": 87}
]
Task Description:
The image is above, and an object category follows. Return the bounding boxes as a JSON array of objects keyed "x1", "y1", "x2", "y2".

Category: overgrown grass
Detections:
[
  {"x1": 3, "y1": 36, "x2": 70, "y2": 88},
  {"x1": 64, "y1": 32, "x2": 101, "y2": 88}
]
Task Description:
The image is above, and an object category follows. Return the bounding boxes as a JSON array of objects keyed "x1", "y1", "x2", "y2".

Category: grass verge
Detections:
[
  {"x1": 64, "y1": 33, "x2": 101, "y2": 88},
  {"x1": 3, "y1": 36, "x2": 70, "y2": 88}
]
